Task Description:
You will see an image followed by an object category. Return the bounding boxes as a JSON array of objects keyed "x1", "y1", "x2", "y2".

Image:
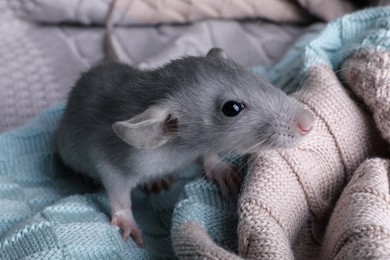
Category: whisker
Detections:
[
  {"x1": 224, "y1": 133, "x2": 276, "y2": 185},
  {"x1": 203, "y1": 134, "x2": 270, "y2": 177},
  {"x1": 198, "y1": 131, "x2": 272, "y2": 188},
  {"x1": 291, "y1": 46, "x2": 364, "y2": 106}
]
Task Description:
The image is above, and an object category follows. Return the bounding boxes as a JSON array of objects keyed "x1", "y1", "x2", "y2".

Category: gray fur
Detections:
[
  {"x1": 56, "y1": 49, "x2": 314, "y2": 243},
  {"x1": 206, "y1": 47, "x2": 228, "y2": 59},
  {"x1": 57, "y1": 54, "x2": 311, "y2": 177}
]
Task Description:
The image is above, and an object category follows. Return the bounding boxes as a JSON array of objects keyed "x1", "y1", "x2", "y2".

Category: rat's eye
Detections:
[{"x1": 222, "y1": 101, "x2": 245, "y2": 117}]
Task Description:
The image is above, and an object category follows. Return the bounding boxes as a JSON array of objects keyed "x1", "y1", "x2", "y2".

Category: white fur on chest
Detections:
[{"x1": 130, "y1": 146, "x2": 199, "y2": 183}]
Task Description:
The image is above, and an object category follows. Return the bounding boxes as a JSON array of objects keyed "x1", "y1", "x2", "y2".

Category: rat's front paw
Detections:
[
  {"x1": 204, "y1": 161, "x2": 242, "y2": 198},
  {"x1": 141, "y1": 175, "x2": 173, "y2": 195},
  {"x1": 112, "y1": 210, "x2": 143, "y2": 247}
]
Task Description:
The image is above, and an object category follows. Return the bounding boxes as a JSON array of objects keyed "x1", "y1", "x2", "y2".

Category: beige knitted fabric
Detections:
[
  {"x1": 238, "y1": 65, "x2": 387, "y2": 259},
  {"x1": 313, "y1": 49, "x2": 390, "y2": 259},
  {"x1": 172, "y1": 222, "x2": 242, "y2": 260},
  {"x1": 320, "y1": 158, "x2": 390, "y2": 259},
  {"x1": 341, "y1": 50, "x2": 390, "y2": 145}
]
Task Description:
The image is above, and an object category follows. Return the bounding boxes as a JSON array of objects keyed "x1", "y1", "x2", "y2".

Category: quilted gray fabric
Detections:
[
  {"x1": 0, "y1": 0, "x2": 314, "y2": 132},
  {"x1": 12, "y1": 0, "x2": 357, "y2": 25}
]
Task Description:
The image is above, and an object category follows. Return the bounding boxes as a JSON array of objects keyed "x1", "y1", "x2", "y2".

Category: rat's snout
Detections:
[
  {"x1": 260, "y1": 100, "x2": 315, "y2": 150},
  {"x1": 298, "y1": 121, "x2": 312, "y2": 135},
  {"x1": 295, "y1": 107, "x2": 315, "y2": 136}
]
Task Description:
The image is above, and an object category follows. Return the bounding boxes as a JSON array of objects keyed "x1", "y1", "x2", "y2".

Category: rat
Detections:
[
  {"x1": 56, "y1": 0, "x2": 315, "y2": 248},
  {"x1": 56, "y1": 49, "x2": 314, "y2": 246}
]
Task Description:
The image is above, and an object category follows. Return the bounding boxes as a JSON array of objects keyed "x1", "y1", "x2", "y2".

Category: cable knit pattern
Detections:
[
  {"x1": 171, "y1": 7, "x2": 390, "y2": 259},
  {"x1": 320, "y1": 158, "x2": 390, "y2": 259},
  {"x1": 172, "y1": 222, "x2": 242, "y2": 260},
  {"x1": 341, "y1": 50, "x2": 390, "y2": 144},
  {"x1": 238, "y1": 65, "x2": 386, "y2": 259},
  {"x1": 234, "y1": 7, "x2": 390, "y2": 260},
  {"x1": 317, "y1": 45, "x2": 390, "y2": 260}
]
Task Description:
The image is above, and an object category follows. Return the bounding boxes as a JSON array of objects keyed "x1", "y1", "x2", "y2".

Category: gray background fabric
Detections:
[{"x1": 0, "y1": 0, "x2": 315, "y2": 132}]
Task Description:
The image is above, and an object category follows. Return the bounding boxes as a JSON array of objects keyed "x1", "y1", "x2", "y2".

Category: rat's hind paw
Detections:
[{"x1": 112, "y1": 210, "x2": 144, "y2": 247}]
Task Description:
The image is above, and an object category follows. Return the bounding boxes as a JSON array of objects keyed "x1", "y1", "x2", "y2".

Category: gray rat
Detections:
[
  {"x1": 56, "y1": 48, "x2": 314, "y2": 247},
  {"x1": 57, "y1": 1, "x2": 314, "y2": 246}
]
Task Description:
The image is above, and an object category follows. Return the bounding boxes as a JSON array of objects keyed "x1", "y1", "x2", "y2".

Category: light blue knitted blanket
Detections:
[{"x1": 1, "y1": 6, "x2": 390, "y2": 259}]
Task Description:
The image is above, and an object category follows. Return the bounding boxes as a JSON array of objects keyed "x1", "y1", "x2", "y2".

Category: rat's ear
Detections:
[
  {"x1": 206, "y1": 48, "x2": 227, "y2": 59},
  {"x1": 112, "y1": 105, "x2": 177, "y2": 149}
]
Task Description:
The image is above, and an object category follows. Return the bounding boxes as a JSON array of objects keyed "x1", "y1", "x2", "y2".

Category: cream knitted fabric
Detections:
[
  {"x1": 341, "y1": 50, "x2": 390, "y2": 144},
  {"x1": 237, "y1": 65, "x2": 387, "y2": 259},
  {"x1": 320, "y1": 158, "x2": 390, "y2": 259},
  {"x1": 172, "y1": 222, "x2": 242, "y2": 260},
  {"x1": 315, "y1": 48, "x2": 390, "y2": 260}
]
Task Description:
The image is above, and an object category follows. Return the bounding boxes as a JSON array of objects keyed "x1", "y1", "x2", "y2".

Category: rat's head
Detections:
[{"x1": 112, "y1": 48, "x2": 315, "y2": 155}]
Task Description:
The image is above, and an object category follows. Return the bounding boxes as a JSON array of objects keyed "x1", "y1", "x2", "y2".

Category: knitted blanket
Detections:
[
  {"x1": 236, "y1": 7, "x2": 390, "y2": 260},
  {"x1": 2, "y1": 6, "x2": 390, "y2": 260}
]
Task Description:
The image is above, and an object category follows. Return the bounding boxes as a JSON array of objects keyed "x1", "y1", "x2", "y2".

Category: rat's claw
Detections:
[
  {"x1": 111, "y1": 211, "x2": 144, "y2": 247},
  {"x1": 230, "y1": 172, "x2": 243, "y2": 196},
  {"x1": 129, "y1": 228, "x2": 144, "y2": 247},
  {"x1": 142, "y1": 176, "x2": 173, "y2": 195},
  {"x1": 215, "y1": 175, "x2": 229, "y2": 198}
]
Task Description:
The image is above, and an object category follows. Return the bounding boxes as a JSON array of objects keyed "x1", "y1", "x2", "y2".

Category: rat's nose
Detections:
[
  {"x1": 295, "y1": 108, "x2": 315, "y2": 136},
  {"x1": 298, "y1": 122, "x2": 312, "y2": 135}
]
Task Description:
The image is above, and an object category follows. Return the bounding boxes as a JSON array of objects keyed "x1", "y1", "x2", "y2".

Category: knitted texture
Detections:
[
  {"x1": 235, "y1": 6, "x2": 390, "y2": 260},
  {"x1": 320, "y1": 158, "x2": 390, "y2": 259},
  {"x1": 238, "y1": 65, "x2": 386, "y2": 259},
  {"x1": 0, "y1": 1, "x2": 86, "y2": 133},
  {"x1": 341, "y1": 50, "x2": 390, "y2": 144},
  {"x1": 317, "y1": 43, "x2": 390, "y2": 260},
  {"x1": 171, "y1": 6, "x2": 390, "y2": 259},
  {"x1": 0, "y1": 105, "x2": 201, "y2": 259},
  {"x1": 172, "y1": 222, "x2": 241, "y2": 260}
]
